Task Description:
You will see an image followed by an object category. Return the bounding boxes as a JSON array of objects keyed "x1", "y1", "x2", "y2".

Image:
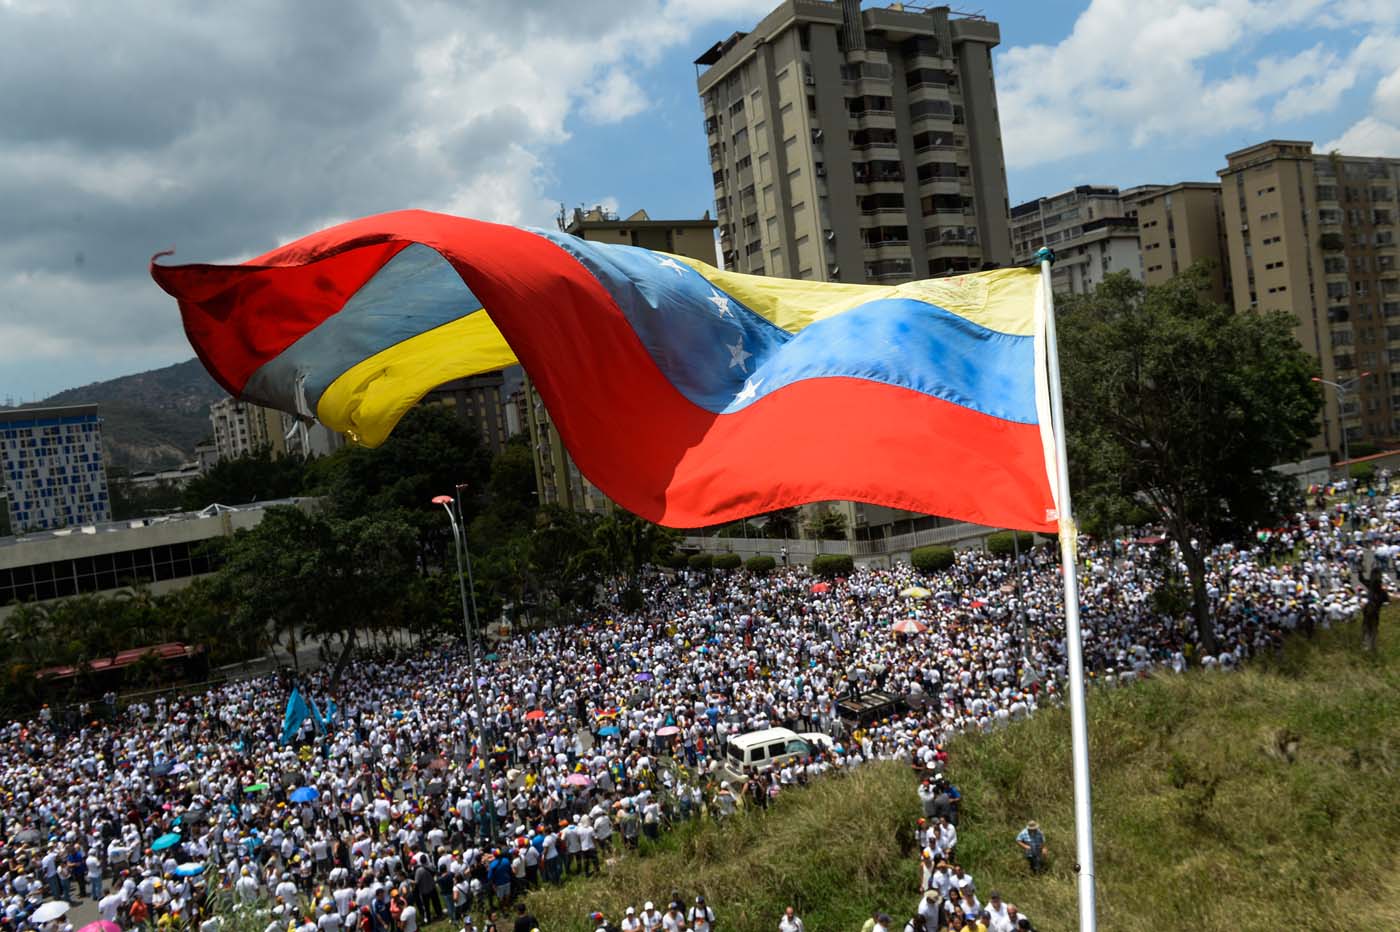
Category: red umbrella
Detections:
[
  {"x1": 890, "y1": 619, "x2": 928, "y2": 634},
  {"x1": 969, "y1": 600, "x2": 987, "y2": 609},
  {"x1": 810, "y1": 582, "x2": 830, "y2": 594},
  {"x1": 524, "y1": 710, "x2": 545, "y2": 721}
]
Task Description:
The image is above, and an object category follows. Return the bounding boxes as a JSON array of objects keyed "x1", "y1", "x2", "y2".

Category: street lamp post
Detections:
[
  {"x1": 432, "y1": 490, "x2": 496, "y2": 844},
  {"x1": 1313, "y1": 372, "x2": 1370, "y2": 538}
]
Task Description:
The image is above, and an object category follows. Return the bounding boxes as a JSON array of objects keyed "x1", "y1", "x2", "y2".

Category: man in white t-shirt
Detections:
[
  {"x1": 688, "y1": 896, "x2": 714, "y2": 932},
  {"x1": 778, "y1": 906, "x2": 804, "y2": 932}
]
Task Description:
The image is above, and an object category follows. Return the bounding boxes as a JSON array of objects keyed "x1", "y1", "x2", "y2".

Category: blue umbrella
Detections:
[
  {"x1": 634, "y1": 672, "x2": 653, "y2": 682},
  {"x1": 152, "y1": 833, "x2": 182, "y2": 852},
  {"x1": 597, "y1": 725, "x2": 620, "y2": 737},
  {"x1": 175, "y1": 863, "x2": 205, "y2": 877},
  {"x1": 289, "y1": 786, "x2": 319, "y2": 804}
]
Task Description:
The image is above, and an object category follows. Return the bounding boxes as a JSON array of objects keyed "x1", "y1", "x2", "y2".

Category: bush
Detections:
[
  {"x1": 911, "y1": 545, "x2": 955, "y2": 573},
  {"x1": 745, "y1": 555, "x2": 777, "y2": 574},
  {"x1": 1349, "y1": 461, "x2": 1375, "y2": 484},
  {"x1": 985, "y1": 530, "x2": 1034, "y2": 557},
  {"x1": 811, "y1": 553, "x2": 854, "y2": 578},
  {"x1": 666, "y1": 551, "x2": 690, "y2": 570},
  {"x1": 687, "y1": 553, "x2": 714, "y2": 570},
  {"x1": 713, "y1": 553, "x2": 743, "y2": 571}
]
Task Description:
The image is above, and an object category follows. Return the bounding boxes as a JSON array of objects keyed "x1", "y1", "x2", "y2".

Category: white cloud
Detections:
[
  {"x1": 582, "y1": 69, "x2": 650, "y2": 124},
  {"x1": 1321, "y1": 36, "x2": 1400, "y2": 156},
  {"x1": 0, "y1": 0, "x2": 771, "y2": 397},
  {"x1": 997, "y1": 0, "x2": 1400, "y2": 170}
]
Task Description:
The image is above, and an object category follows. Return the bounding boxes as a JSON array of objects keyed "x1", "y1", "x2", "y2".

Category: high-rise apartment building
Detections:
[
  {"x1": 1219, "y1": 140, "x2": 1400, "y2": 454},
  {"x1": 1009, "y1": 185, "x2": 1156, "y2": 295},
  {"x1": 422, "y1": 371, "x2": 513, "y2": 457},
  {"x1": 0, "y1": 405, "x2": 110, "y2": 532},
  {"x1": 1133, "y1": 181, "x2": 1231, "y2": 304},
  {"x1": 526, "y1": 208, "x2": 719, "y2": 514},
  {"x1": 209, "y1": 396, "x2": 344, "y2": 462},
  {"x1": 695, "y1": 0, "x2": 1011, "y2": 285}
]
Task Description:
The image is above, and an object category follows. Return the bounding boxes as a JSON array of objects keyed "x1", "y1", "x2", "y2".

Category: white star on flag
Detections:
[
  {"x1": 707, "y1": 288, "x2": 734, "y2": 318},
  {"x1": 657, "y1": 257, "x2": 686, "y2": 276},
  {"x1": 727, "y1": 339, "x2": 752, "y2": 372},
  {"x1": 735, "y1": 377, "x2": 763, "y2": 404}
]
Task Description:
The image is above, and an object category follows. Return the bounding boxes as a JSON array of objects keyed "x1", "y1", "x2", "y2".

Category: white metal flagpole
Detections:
[{"x1": 1035, "y1": 246, "x2": 1098, "y2": 931}]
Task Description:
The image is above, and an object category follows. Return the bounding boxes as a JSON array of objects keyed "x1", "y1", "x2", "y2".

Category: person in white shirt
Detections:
[
  {"x1": 620, "y1": 906, "x2": 641, "y2": 932},
  {"x1": 639, "y1": 902, "x2": 663, "y2": 932},
  {"x1": 399, "y1": 902, "x2": 418, "y2": 932},
  {"x1": 688, "y1": 896, "x2": 715, "y2": 932},
  {"x1": 778, "y1": 906, "x2": 804, "y2": 932},
  {"x1": 984, "y1": 891, "x2": 1013, "y2": 932}
]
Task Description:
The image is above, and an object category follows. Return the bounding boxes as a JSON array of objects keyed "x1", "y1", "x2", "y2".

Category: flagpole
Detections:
[{"x1": 1035, "y1": 246, "x2": 1097, "y2": 932}]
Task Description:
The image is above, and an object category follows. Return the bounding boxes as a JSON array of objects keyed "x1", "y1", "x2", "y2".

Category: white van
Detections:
[{"x1": 719, "y1": 727, "x2": 833, "y2": 781}]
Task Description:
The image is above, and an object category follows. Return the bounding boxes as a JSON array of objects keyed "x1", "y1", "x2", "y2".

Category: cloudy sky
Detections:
[{"x1": 3, "y1": 0, "x2": 1400, "y2": 402}]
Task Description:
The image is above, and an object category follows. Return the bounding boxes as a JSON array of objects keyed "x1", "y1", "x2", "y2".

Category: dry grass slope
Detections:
[{"x1": 463, "y1": 616, "x2": 1397, "y2": 932}]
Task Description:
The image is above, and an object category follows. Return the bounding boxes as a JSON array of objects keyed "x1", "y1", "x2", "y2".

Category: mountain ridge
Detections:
[{"x1": 4, "y1": 359, "x2": 227, "y2": 472}]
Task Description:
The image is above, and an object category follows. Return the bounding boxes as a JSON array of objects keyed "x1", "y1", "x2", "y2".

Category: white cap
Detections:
[{"x1": 644, "y1": 903, "x2": 654, "y2": 911}]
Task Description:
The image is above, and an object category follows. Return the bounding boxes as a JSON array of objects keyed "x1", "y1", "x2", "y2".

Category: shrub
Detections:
[
  {"x1": 713, "y1": 553, "x2": 743, "y2": 571},
  {"x1": 687, "y1": 553, "x2": 714, "y2": 570},
  {"x1": 811, "y1": 553, "x2": 854, "y2": 578},
  {"x1": 666, "y1": 551, "x2": 691, "y2": 570},
  {"x1": 745, "y1": 555, "x2": 777, "y2": 574},
  {"x1": 985, "y1": 530, "x2": 1034, "y2": 557},
  {"x1": 911, "y1": 545, "x2": 955, "y2": 573},
  {"x1": 1349, "y1": 461, "x2": 1375, "y2": 484}
]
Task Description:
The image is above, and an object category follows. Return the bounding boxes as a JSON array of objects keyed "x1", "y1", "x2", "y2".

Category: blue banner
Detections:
[{"x1": 280, "y1": 688, "x2": 309, "y2": 746}]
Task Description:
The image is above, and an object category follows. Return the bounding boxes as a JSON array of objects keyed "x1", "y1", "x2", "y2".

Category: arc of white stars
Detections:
[{"x1": 727, "y1": 338, "x2": 752, "y2": 372}]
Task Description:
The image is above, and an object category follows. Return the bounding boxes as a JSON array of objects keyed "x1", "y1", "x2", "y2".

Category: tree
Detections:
[
  {"x1": 181, "y1": 447, "x2": 307, "y2": 510},
  {"x1": 805, "y1": 508, "x2": 849, "y2": 541},
  {"x1": 1059, "y1": 268, "x2": 1321, "y2": 652},
  {"x1": 761, "y1": 507, "x2": 800, "y2": 539}
]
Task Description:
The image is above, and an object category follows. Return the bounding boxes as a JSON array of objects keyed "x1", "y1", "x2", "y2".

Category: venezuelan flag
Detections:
[{"x1": 151, "y1": 210, "x2": 1057, "y2": 532}]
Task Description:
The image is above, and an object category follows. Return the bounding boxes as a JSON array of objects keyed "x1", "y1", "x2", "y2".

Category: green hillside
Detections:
[{"x1": 513, "y1": 618, "x2": 1399, "y2": 932}]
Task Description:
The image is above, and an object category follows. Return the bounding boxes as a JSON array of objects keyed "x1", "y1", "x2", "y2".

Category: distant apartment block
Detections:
[
  {"x1": 1010, "y1": 184, "x2": 1156, "y2": 295},
  {"x1": 1218, "y1": 140, "x2": 1400, "y2": 453},
  {"x1": 209, "y1": 396, "x2": 344, "y2": 462},
  {"x1": 0, "y1": 405, "x2": 111, "y2": 532},
  {"x1": 1133, "y1": 181, "x2": 1231, "y2": 303},
  {"x1": 422, "y1": 371, "x2": 513, "y2": 457},
  {"x1": 696, "y1": 0, "x2": 1012, "y2": 285}
]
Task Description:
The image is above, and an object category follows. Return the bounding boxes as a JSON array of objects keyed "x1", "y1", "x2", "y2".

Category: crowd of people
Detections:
[{"x1": 0, "y1": 482, "x2": 1391, "y2": 932}]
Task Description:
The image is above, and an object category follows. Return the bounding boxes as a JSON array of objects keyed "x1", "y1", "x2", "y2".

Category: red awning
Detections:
[{"x1": 35, "y1": 642, "x2": 203, "y2": 681}]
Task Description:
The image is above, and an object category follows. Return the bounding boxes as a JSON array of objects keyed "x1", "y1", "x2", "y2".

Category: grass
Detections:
[
  {"x1": 519, "y1": 763, "x2": 920, "y2": 931},
  {"x1": 434, "y1": 615, "x2": 1399, "y2": 932},
  {"x1": 945, "y1": 614, "x2": 1400, "y2": 930}
]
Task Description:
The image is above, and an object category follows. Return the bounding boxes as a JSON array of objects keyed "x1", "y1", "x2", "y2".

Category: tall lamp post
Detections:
[
  {"x1": 1313, "y1": 372, "x2": 1370, "y2": 537},
  {"x1": 432, "y1": 490, "x2": 496, "y2": 843}
]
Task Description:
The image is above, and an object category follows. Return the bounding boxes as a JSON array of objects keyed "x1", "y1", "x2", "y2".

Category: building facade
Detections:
[
  {"x1": 422, "y1": 371, "x2": 513, "y2": 457},
  {"x1": 0, "y1": 405, "x2": 111, "y2": 532},
  {"x1": 526, "y1": 209, "x2": 720, "y2": 514},
  {"x1": 1133, "y1": 181, "x2": 1231, "y2": 303},
  {"x1": 1218, "y1": 140, "x2": 1400, "y2": 454},
  {"x1": 696, "y1": 0, "x2": 1011, "y2": 285},
  {"x1": 209, "y1": 396, "x2": 344, "y2": 462},
  {"x1": 1009, "y1": 184, "x2": 1154, "y2": 295}
]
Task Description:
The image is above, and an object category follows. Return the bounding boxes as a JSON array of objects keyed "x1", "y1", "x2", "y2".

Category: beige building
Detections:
[
  {"x1": 1133, "y1": 181, "x2": 1231, "y2": 303},
  {"x1": 1009, "y1": 184, "x2": 1156, "y2": 295},
  {"x1": 527, "y1": 209, "x2": 720, "y2": 514},
  {"x1": 695, "y1": 0, "x2": 1012, "y2": 285},
  {"x1": 1219, "y1": 140, "x2": 1400, "y2": 454}
]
